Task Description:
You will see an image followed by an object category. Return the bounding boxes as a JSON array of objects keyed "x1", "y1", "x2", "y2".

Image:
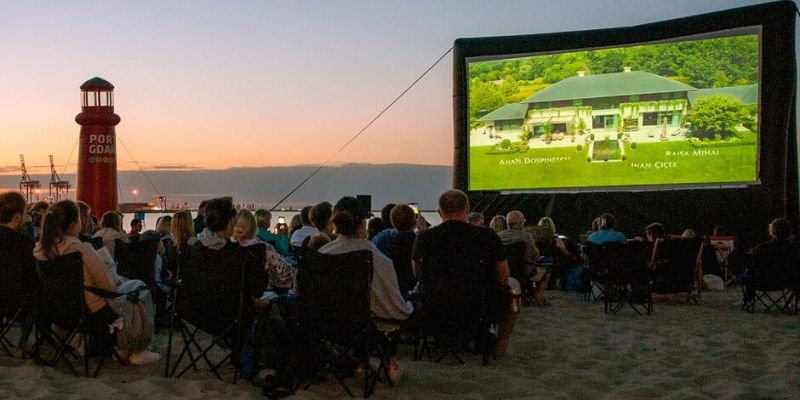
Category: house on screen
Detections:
[
  {"x1": 687, "y1": 84, "x2": 758, "y2": 106},
  {"x1": 479, "y1": 68, "x2": 697, "y2": 136}
]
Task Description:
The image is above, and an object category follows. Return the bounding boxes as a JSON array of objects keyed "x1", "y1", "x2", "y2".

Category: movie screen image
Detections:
[{"x1": 467, "y1": 27, "x2": 760, "y2": 191}]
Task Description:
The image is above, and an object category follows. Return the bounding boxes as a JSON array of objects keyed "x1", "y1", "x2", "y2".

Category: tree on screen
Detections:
[{"x1": 686, "y1": 95, "x2": 748, "y2": 140}]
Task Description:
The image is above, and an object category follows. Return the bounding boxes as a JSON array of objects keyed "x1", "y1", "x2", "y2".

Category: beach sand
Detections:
[{"x1": 2, "y1": 289, "x2": 798, "y2": 399}]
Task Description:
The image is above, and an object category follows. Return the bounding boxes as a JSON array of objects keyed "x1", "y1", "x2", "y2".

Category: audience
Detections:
[
  {"x1": 372, "y1": 204, "x2": 419, "y2": 295},
  {"x1": 290, "y1": 206, "x2": 317, "y2": 248},
  {"x1": 381, "y1": 203, "x2": 397, "y2": 230},
  {"x1": 34, "y1": 200, "x2": 160, "y2": 365},
  {"x1": 93, "y1": 211, "x2": 129, "y2": 255},
  {"x1": 468, "y1": 212, "x2": 485, "y2": 227},
  {"x1": 129, "y1": 218, "x2": 143, "y2": 241},
  {"x1": 193, "y1": 200, "x2": 208, "y2": 235},
  {"x1": 587, "y1": 213, "x2": 627, "y2": 244},
  {"x1": 644, "y1": 222, "x2": 666, "y2": 242},
  {"x1": 318, "y1": 196, "x2": 413, "y2": 383},
  {"x1": 489, "y1": 215, "x2": 507, "y2": 233},
  {"x1": 498, "y1": 211, "x2": 547, "y2": 304},
  {"x1": 254, "y1": 209, "x2": 290, "y2": 256},
  {"x1": 412, "y1": 190, "x2": 518, "y2": 356},
  {"x1": 233, "y1": 209, "x2": 294, "y2": 295},
  {"x1": 0, "y1": 192, "x2": 37, "y2": 329},
  {"x1": 741, "y1": 218, "x2": 799, "y2": 302},
  {"x1": 367, "y1": 217, "x2": 386, "y2": 241},
  {"x1": 76, "y1": 201, "x2": 95, "y2": 242}
]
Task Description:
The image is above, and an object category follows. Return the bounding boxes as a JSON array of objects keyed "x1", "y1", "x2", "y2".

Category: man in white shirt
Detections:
[{"x1": 290, "y1": 206, "x2": 318, "y2": 248}]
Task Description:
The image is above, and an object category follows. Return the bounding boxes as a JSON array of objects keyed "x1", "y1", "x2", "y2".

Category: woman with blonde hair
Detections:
[
  {"x1": 169, "y1": 210, "x2": 195, "y2": 250},
  {"x1": 489, "y1": 215, "x2": 507, "y2": 233},
  {"x1": 232, "y1": 209, "x2": 294, "y2": 294},
  {"x1": 35, "y1": 200, "x2": 160, "y2": 365}
]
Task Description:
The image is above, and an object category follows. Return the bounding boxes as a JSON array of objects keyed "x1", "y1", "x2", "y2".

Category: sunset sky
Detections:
[{"x1": 0, "y1": 0, "x2": 788, "y2": 175}]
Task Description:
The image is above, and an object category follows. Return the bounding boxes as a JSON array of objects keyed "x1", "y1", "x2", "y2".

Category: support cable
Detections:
[
  {"x1": 270, "y1": 46, "x2": 454, "y2": 211},
  {"x1": 117, "y1": 135, "x2": 163, "y2": 197}
]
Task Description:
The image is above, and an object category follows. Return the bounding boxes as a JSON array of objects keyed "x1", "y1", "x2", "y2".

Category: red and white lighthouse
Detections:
[{"x1": 75, "y1": 77, "x2": 120, "y2": 217}]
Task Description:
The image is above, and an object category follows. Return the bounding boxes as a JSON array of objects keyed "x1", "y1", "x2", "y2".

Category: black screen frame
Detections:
[{"x1": 453, "y1": 1, "x2": 796, "y2": 197}]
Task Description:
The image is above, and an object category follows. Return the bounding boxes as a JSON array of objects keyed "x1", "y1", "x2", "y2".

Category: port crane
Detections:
[
  {"x1": 48, "y1": 155, "x2": 71, "y2": 201},
  {"x1": 19, "y1": 154, "x2": 41, "y2": 203}
]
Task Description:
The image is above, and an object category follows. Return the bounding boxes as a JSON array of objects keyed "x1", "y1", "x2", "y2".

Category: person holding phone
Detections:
[{"x1": 254, "y1": 209, "x2": 290, "y2": 256}]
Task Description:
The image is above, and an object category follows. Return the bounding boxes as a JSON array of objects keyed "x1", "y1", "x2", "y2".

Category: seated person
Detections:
[
  {"x1": 644, "y1": 222, "x2": 666, "y2": 242},
  {"x1": 93, "y1": 211, "x2": 129, "y2": 256},
  {"x1": 498, "y1": 211, "x2": 546, "y2": 303},
  {"x1": 289, "y1": 206, "x2": 317, "y2": 248},
  {"x1": 34, "y1": 200, "x2": 160, "y2": 365},
  {"x1": 319, "y1": 196, "x2": 413, "y2": 383},
  {"x1": 468, "y1": 212, "x2": 485, "y2": 227},
  {"x1": 587, "y1": 213, "x2": 627, "y2": 244},
  {"x1": 741, "y1": 218, "x2": 799, "y2": 302},
  {"x1": 413, "y1": 189, "x2": 518, "y2": 356},
  {"x1": 372, "y1": 204, "x2": 419, "y2": 295},
  {"x1": 254, "y1": 209, "x2": 290, "y2": 256},
  {"x1": 128, "y1": 218, "x2": 143, "y2": 242},
  {"x1": 306, "y1": 231, "x2": 331, "y2": 251},
  {"x1": 533, "y1": 217, "x2": 578, "y2": 291},
  {"x1": 233, "y1": 209, "x2": 294, "y2": 296}
]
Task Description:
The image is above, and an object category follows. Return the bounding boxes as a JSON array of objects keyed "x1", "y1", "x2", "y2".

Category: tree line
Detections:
[{"x1": 469, "y1": 35, "x2": 758, "y2": 126}]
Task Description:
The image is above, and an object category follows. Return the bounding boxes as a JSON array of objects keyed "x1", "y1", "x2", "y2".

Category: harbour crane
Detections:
[
  {"x1": 48, "y1": 155, "x2": 71, "y2": 201},
  {"x1": 19, "y1": 154, "x2": 41, "y2": 203}
]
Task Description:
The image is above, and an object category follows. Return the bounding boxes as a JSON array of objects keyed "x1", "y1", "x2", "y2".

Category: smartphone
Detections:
[
  {"x1": 278, "y1": 216, "x2": 286, "y2": 224},
  {"x1": 409, "y1": 203, "x2": 419, "y2": 215}
]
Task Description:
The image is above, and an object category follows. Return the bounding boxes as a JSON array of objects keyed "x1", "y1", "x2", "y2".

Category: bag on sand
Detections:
[
  {"x1": 703, "y1": 274, "x2": 724, "y2": 291},
  {"x1": 565, "y1": 265, "x2": 585, "y2": 292}
]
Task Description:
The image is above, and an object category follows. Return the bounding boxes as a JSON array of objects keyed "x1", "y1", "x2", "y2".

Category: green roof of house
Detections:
[
  {"x1": 687, "y1": 84, "x2": 758, "y2": 105},
  {"x1": 522, "y1": 71, "x2": 696, "y2": 104},
  {"x1": 478, "y1": 103, "x2": 528, "y2": 122}
]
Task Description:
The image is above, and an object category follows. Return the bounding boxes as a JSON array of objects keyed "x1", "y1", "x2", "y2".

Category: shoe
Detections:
[
  {"x1": 128, "y1": 350, "x2": 161, "y2": 365},
  {"x1": 387, "y1": 359, "x2": 403, "y2": 385}
]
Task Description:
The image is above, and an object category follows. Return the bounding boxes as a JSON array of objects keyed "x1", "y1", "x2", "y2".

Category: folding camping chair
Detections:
[
  {"x1": 649, "y1": 238, "x2": 704, "y2": 304},
  {"x1": 293, "y1": 249, "x2": 379, "y2": 398},
  {"x1": 33, "y1": 252, "x2": 142, "y2": 377},
  {"x1": 585, "y1": 241, "x2": 653, "y2": 315},
  {"x1": 708, "y1": 236, "x2": 736, "y2": 286},
  {"x1": 504, "y1": 241, "x2": 534, "y2": 306},
  {"x1": 381, "y1": 232, "x2": 418, "y2": 295},
  {"x1": 0, "y1": 230, "x2": 36, "y2": 358},
  {"x1": 166, "y1": 241, "x2": 266, "y2": 381},
  {"x1": 741, "y1": 240, "x2": 799, "y2": 314},
  {"x1": 414, "y1": 250, "x2": 499, "y2": 366}
]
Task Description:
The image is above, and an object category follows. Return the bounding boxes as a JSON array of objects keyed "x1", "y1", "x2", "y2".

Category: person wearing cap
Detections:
[{"x1": 318, "y1": 196, "x2": 413, "y2": 384}]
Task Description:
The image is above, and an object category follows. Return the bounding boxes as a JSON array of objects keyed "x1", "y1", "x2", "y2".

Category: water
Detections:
[{"x1": 123, "y1": 210, "x2": 442, "y2": 232}]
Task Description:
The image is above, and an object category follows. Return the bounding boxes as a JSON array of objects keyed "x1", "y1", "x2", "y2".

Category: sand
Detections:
[{"x1": 1, "y1": 289, "x2": 798, "y2": 399}]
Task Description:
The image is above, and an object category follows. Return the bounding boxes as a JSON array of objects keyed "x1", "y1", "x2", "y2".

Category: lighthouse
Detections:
[{"x1": 75, "y1": 77, "x2": 120, "y2": 218}]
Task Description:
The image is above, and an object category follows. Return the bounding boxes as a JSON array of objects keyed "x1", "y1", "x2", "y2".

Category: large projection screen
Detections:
[
  {"x1": 453, "y1": 1, "x2": 796, "y2": 195},
  {"x1": 466, "y1": 28, "x2": 761, "y2": 192}
]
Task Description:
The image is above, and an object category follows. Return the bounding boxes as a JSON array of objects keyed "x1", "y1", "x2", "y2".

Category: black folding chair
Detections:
[
  {"x1": 742, "y1": 241, "x2": 799, "y2": 314},
  {"x1": 415, "y1": 251, "x2": 498, "y2": 366},
  {"x1": 585, "y1": 242, "x2": 653, "y2": 315},
  {"x1": 114, "y1": 239, "x2": 158, "y2": 287},
  {"x1": 33, "y1": 252, "x2": 142, "y2": 377},
  {"x1": 0, "y1": 228, "x2": 36, "y2": 357},
  {"x1": 649, "y1": 238, "x2": 703, "y2": 304},
  {"x1": 293, "y1": 249, "x2": 378, "y2": 398},
  {"x1": 166, "y1": 241, "x2": 265, "y2": 381},
  {"x1": 504, "y1": 241, "x2": 534, "y2": 306},
  {"x1": 381, "y1": 232, "x2": 418, "y2": 295}
]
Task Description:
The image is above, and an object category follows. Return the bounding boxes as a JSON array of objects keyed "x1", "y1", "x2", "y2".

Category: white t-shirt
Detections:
[
  {"x1": 290, "y1": 225, "x2": 318, "y2": 247},
  {"x1": 318, "y1": 237, "x2": 414, "y2": 321}
]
